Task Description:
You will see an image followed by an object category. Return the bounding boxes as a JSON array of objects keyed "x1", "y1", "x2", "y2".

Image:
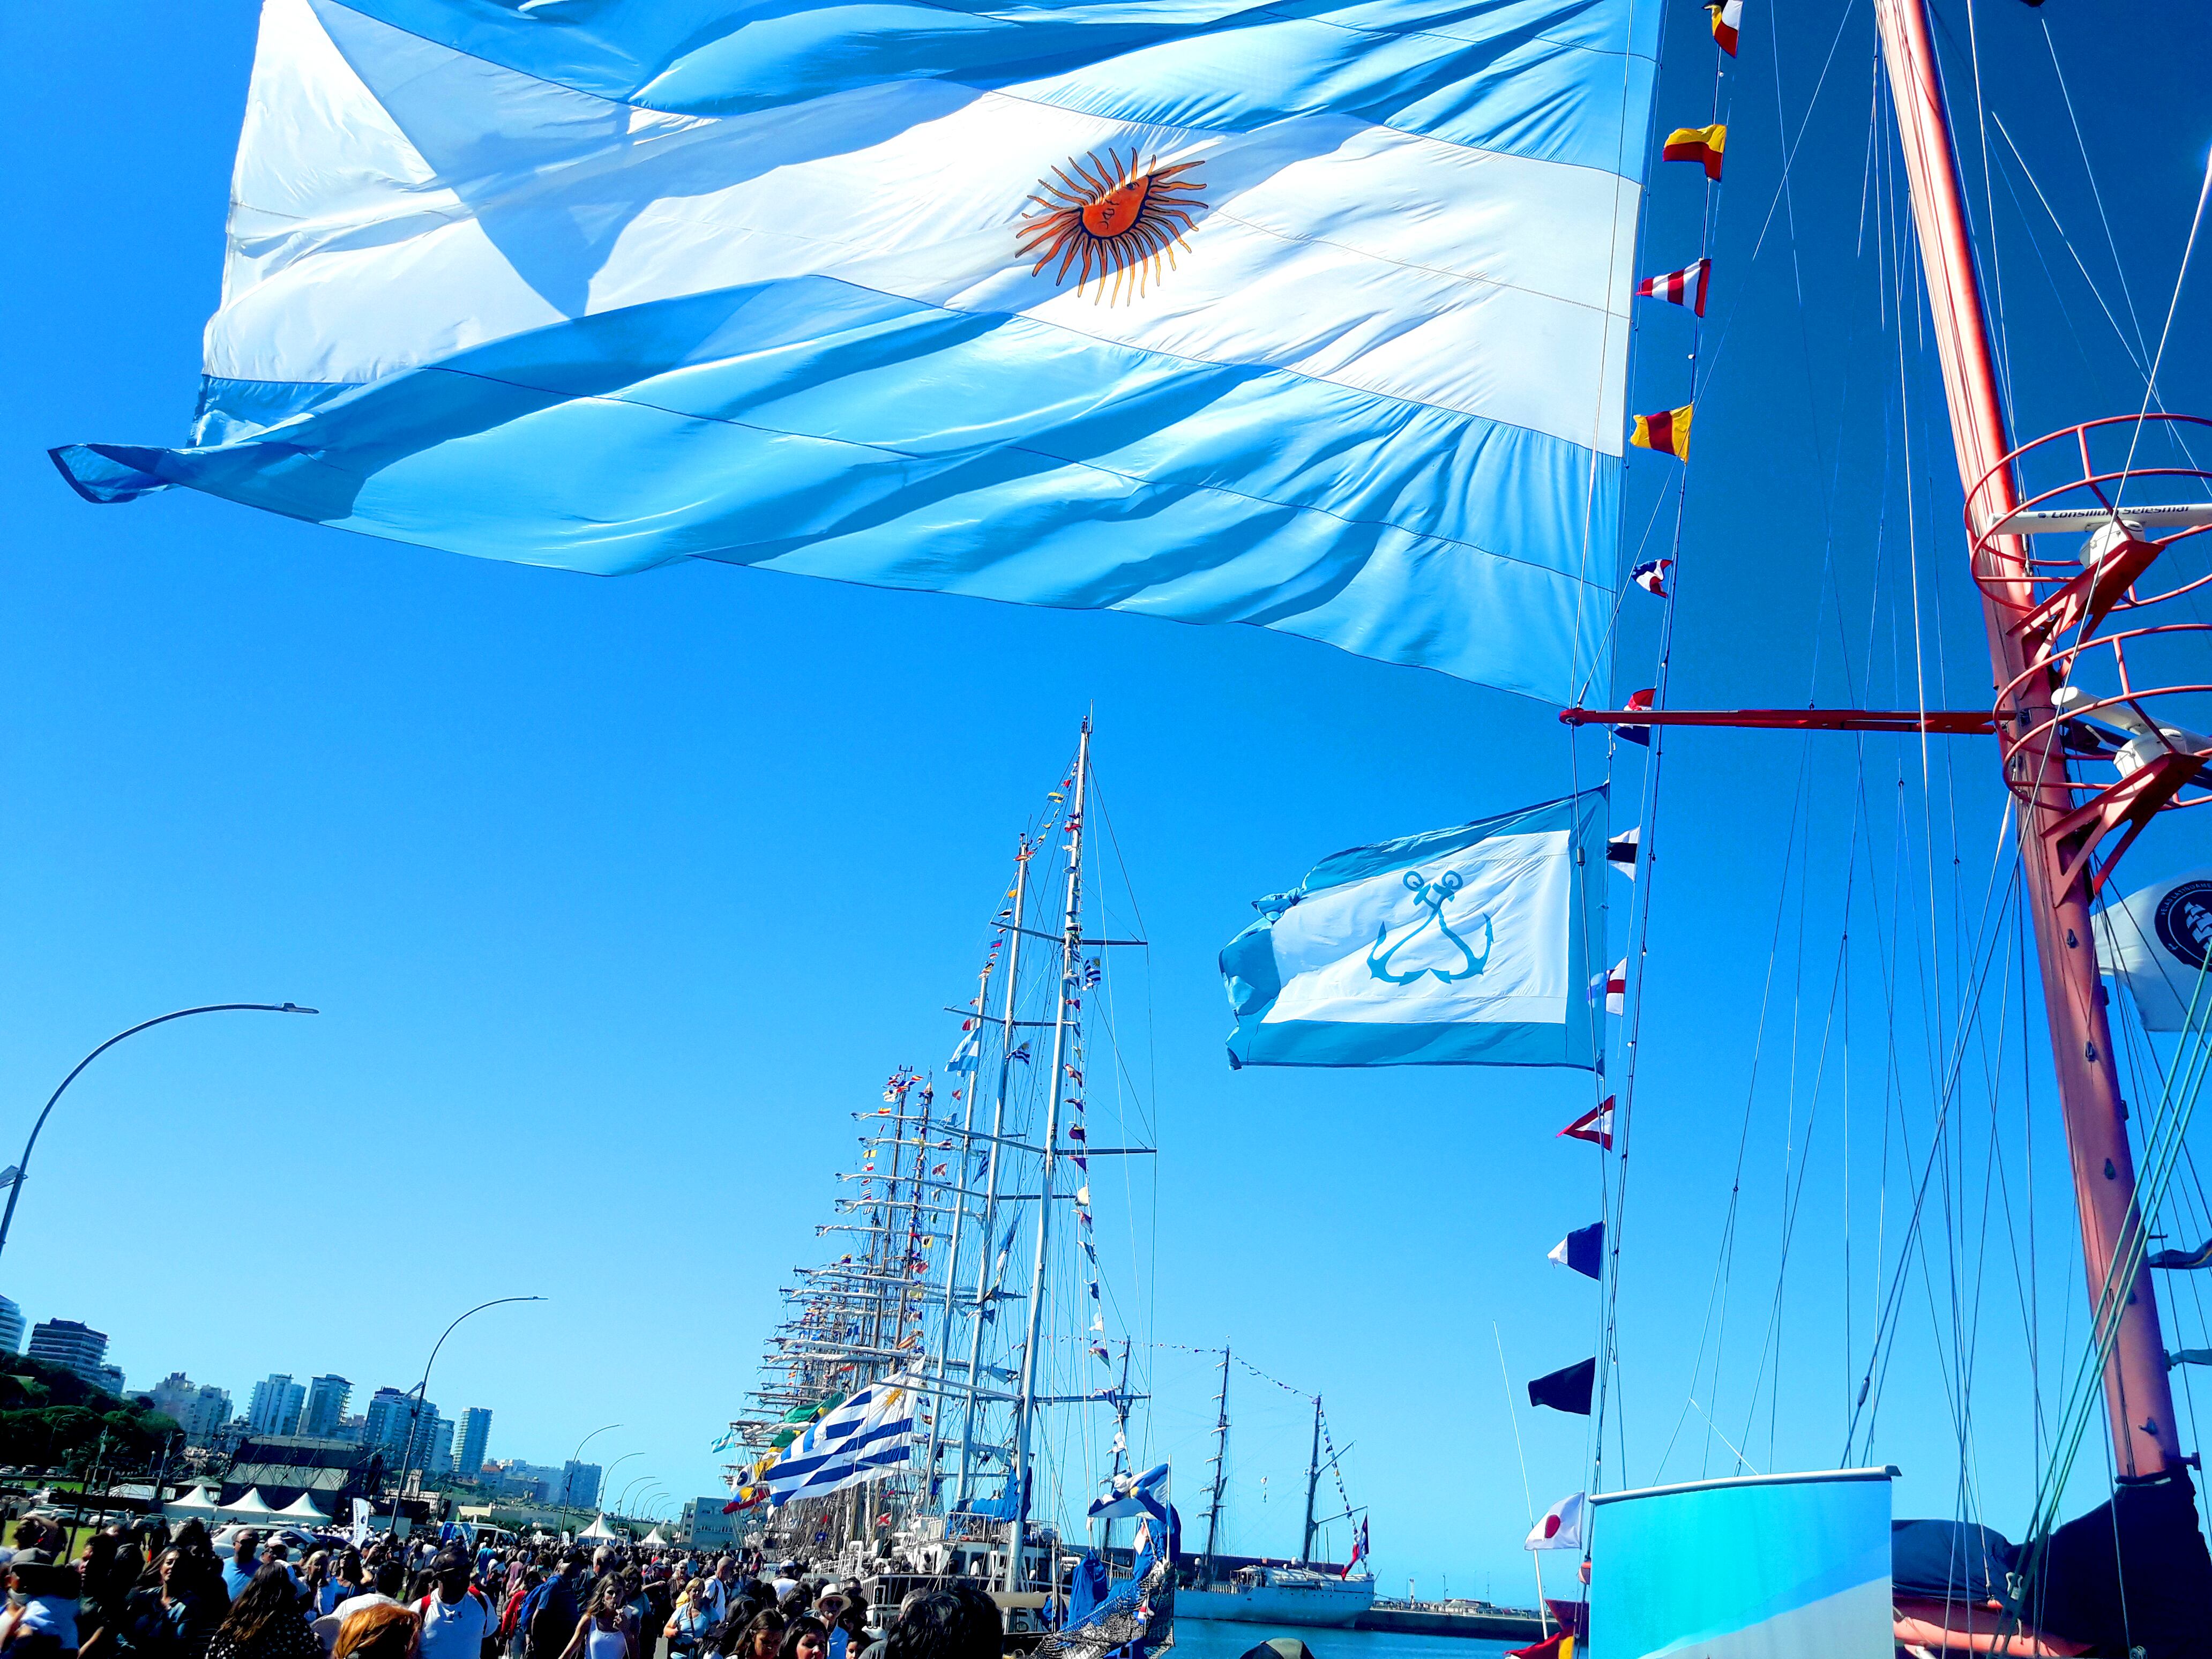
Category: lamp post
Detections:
[
  {"x1": 566, "y1": 1423, "x2": 619, "y2": 1520},
  {"x1": 602, "y1": 1452, "x2": 640, "y2": 1503},
  {"x1": 0, "y1": 1003, "x2": 317, "y2": 1265},
  {"x1": 394, "y1": 1297, "x2": 544, "y2": 1525},
  {"x1": 617, "y1": 1474, "x2": 651, "y2": 1515}
]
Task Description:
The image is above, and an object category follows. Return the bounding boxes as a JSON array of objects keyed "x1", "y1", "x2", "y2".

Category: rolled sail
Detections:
[{"x1": 54, "y1": 0, "x2": 1659, "y2": 703}]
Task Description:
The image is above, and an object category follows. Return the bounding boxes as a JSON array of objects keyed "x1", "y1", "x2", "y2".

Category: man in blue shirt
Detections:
[{"x1": 221, "y1": 1530, "x2": 262, "y2": 1598}]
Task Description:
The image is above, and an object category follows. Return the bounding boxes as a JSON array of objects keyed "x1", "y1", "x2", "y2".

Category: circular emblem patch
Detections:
[{"x1": 2154, "y1": 879, "x2": 2212, "y2": 968}]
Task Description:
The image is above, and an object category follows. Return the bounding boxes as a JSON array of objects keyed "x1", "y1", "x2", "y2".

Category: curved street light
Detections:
[
  {"x1": 0, "y1": 1003, "x2": 318, "y2": 1265},
  {"x1": 602, "y1": 1451, "x2": 641, "y2": 1503},
  {"x1": 617, "y1": 1474, "x2": 652, "y2": 1514},
  {"x1": 395, "y1": 1296, "x2": 545, "y2": 1514},
  {"x1": 567, "y1": 1423, "x2": 619, "y2": 1515}
]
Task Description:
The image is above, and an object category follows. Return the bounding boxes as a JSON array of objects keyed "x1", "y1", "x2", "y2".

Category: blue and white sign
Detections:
[
  {"x1": 1221, "y1": 792, "x2": 1605, "y2": 1069},
  {"x1": 1590, "y1": 1469, "x2": 1895, "y2": 1659}
]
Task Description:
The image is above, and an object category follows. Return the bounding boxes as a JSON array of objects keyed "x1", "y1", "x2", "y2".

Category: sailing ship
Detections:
[
  {"x1": 714, "y1": 725, "x2": 1160, "y2": 1635},
  {"x1": 47, "y1": 0, "x2": 2212, "y2": 1654},
  {"x1": 1175, "y1": 1349, "x2": 1374, "y2": 1628}
]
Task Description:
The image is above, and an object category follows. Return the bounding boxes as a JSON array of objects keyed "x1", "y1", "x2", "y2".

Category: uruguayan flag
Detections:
[
  {"x1": 1222, "y1": 791, "x2": 1604, "y2": 1068},
  {"x1": 762, "y1": 1372, "x2": 918, "y2": 1506},
  {"x1": 52, "y1": 0, "x2": 1656, "y2": 704}
]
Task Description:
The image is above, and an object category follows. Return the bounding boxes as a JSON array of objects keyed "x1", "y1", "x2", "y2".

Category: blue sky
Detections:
[{"x1": 5, "y1": 0, "x2": 2212, "y2": 1596}]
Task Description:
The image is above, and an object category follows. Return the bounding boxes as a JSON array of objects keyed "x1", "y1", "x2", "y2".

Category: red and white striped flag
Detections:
[
  {"x1": 1635, "y1": 257, "x2": 1710, "y2": 317},
  {"x1": 1559, "y1": 1097, "x2": 1616, "y2": 1150},
  {"x1": 1588, "y1": 959, "x2": 1626, "y2": 1015}
]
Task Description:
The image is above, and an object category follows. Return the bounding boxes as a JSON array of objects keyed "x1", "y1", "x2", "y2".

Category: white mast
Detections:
[
  {"x1": 1007, "y1": 718, "x2": 1091, "y2": 1589},
  {"x1": 955, "y1": 843, "x2": 1030, "y2": 1509}
]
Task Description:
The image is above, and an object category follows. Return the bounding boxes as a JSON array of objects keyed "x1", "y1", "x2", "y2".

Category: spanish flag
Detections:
[
  {"x1": 1630, "y1": 403, "x2": 1693, "y2": 459},
  {"x1": 1708, "y1": 0, "x2": 1742, "y2": 56},
  {"x1": 1663, "y1": 123, "x2": 1727, "y2": 181}
]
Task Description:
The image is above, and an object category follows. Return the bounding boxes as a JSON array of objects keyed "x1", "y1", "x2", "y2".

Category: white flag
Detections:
[
  {"x1": 1526, "y1": 1491, "x2": 1586, "y2": 1552},
  {"x1": 2098, "y1": 868, "x2": 2212, "y2": 1030}
]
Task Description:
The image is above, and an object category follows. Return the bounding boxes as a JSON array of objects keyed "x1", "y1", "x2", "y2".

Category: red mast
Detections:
[{"x1": 1870, "y1": 0, "x2": 2181, "y2": 1481}]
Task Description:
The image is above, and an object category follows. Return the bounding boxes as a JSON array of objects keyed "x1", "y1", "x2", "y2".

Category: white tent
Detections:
[
  {"x1": 576, "y1": 1514, "x2": 623, "y2": 1542},
  {"x1": 165, "y1": 1485, "x2": 221, "y2": 1521},
  {"x1": 220, "y1": 1488, "x2": 287, "y2": 1523},
  {"x1": 276, "y1": 1492, "x2": 329, "y2": 1523},
  {"x1": 639, "y1": 1529, "x2": 667, "y2": 1548}
]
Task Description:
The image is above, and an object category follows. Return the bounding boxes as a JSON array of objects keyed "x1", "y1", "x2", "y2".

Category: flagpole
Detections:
[
  {"x1": 956, "y1": 842, "x2": 1031, "y2": 1509},
  {"x1": 925, "y1": 965, "x2": 993, "y2": 1506},
  {"x1": 1008, "y1": 718, "x2": 1090, "y2": 1590}
]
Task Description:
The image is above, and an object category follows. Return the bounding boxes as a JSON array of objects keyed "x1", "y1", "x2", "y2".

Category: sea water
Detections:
[{"x1": 1169, "y1": 1624, "x2": 1518, "y2": 1659}]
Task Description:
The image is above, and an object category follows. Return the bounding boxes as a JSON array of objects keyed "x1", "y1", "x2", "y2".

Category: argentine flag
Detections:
[
  {"x1": 1222, "y1": 791, "x2": 1605, "y2": 1068},
  {"x1": 52, "y1": 0, "x2": 1657, "y2": 705}
]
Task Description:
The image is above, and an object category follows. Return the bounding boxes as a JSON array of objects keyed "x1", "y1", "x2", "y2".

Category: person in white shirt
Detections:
[
  {"x1": 316, "y1": 1563, "x2": 406, "y2": 1655},
  {"x1": 411, "y1": 1555, "x2": 491, "y2": 1659}
]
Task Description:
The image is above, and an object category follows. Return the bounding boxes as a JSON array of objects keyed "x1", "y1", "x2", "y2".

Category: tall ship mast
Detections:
[{"x1": 715, "y1": 723, "x2": 1159, "y2": 1625}]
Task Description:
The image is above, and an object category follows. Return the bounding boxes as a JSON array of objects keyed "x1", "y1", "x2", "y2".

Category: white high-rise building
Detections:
[
  {"x1": 302, "y1": 1375, "x2": 352, "y2": 1438},
  {"x1": 0, "y1": 1298, "x2": 23, "y2": 1356},
  {"x1": 247, "y1": 1374, "x2": 307, "y2": 1436},
  {"x1": 150, "y1": 1374, "x2": 233, "y2": 1443},
  {"x1": 457, "y1": 1409, "x2": 492, "y2": 1480}
]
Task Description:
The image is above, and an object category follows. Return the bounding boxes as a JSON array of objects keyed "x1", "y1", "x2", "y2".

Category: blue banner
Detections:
[{"x1": 1590, "y1": 1469, "x2": 1895, "y2": 1659}]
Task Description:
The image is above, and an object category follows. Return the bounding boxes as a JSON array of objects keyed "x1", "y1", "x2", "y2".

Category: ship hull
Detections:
[{"x1": 1175, "y1": 1581, "x2": 1376, "y2": 1627}]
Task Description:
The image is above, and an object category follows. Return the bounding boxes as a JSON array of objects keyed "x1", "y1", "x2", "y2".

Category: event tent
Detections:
[
  {"x1": 220, "y1": 1488, "x2": 287, "y2": 1522},
  {"x1": 576, "y1": 1515, "x2": 623, "y2": 1542},
  {"x1": 165, "y1": 1486, "x2": 221, "y2": 1522},
  {"x1": 277, "y1": 1492, "x2": 329, "y2": 1523},
  {"x1": 640, "y1": 1529, "x2": 667, "y2": 1548}
]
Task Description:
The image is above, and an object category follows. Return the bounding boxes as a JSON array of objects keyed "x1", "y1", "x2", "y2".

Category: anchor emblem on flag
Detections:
[{"x1": 1367, "y1": 869, "x2": 1494, "y2": 984}]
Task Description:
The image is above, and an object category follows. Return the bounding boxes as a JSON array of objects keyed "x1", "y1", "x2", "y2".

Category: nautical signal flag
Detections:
[
  {"x1": 1619, "y1": 687, "x2": 1656, "y2": 747},
  {"x1": 1663, "y1": 123, "x2": 1727, "y2": 181},
  {"x1": 1709, "y1": 0, "x2": 1742, "y2": 56},
  {"x1": 1524, "y1": 1491, "x2": 1586, "y2": 1552},
  {"x1": 1631, "y1": 558, "x2": 1673, "y2": 597},
  {"x1": 1343, "y1": 1517, "x2": 1370, "y2": 1581},
  {"x1": 1505, "y1": 1636, "x2": 1571, "y2": 1659},
  {"x1": 1630, "y1": 403, "x2": 1693, "y2": 459},
  {"x1": 1560, "y1": 1097, "x2": 1616, "y2": 1149},
  {"x1": 1528, "y1": 1356, "x2": 1597, "y2": 1416},
  {"x1": 1587, "y1": 959, "x2": 1626, "y2": 1015},
  {"x1": 1606, "y1": 825, "x2": 1640, "y2": 878},
  {"x1": 1635, "y1": 258, "x2": 1710, "y2": 317},
  {"x1": 1548, "y1": 1222, "x2": 1604, "y2": 1280}
]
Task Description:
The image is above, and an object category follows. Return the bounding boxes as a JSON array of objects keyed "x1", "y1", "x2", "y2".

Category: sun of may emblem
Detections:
[{"x1": 1017, "y1": 148, "x2": 1206, "y2": 304}]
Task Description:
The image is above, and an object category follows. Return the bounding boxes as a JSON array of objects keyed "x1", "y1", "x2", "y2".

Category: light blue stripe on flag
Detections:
[
  {"x1": 51, "y1": 0, "x2": 1658, "y2": 703},
  {"x1": 1221, "y1": 791, "x2": 1606, "y2": 1069}
]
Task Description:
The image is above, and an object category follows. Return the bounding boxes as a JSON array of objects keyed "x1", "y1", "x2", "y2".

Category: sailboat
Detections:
[
  {"x1": 716, "y1": 724, "x2": 1159, "y2": 1638},
  {"x1": 42, "y1": 0, "x2": 2212, "y2": 1653},
  {"x1": 1174, "y1": 1349, "x2": 1375, "y2": 1628}
]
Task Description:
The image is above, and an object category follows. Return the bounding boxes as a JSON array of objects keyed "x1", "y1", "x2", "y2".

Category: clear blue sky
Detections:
[{"x1": 4, "y1": 0, "x2": 2210, "y2": 1598}]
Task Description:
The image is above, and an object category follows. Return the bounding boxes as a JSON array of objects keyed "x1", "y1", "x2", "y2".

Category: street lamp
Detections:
[
  {"x1": 394, "y1": 1297, "x2": 545, "y2": 1521},
  {"x1": 0, "y1": 1003, "x2": 318, "y2": 1265},
  {"x1": 602, "y1": 1452, "x2": 641, "y2": 1507},
  {"x1": 617, "y1": 1474, "x2": 651, "y2": 1515},
  {"x1": 567, "y1": 1423, "x2": 619, "y2": 1516}
]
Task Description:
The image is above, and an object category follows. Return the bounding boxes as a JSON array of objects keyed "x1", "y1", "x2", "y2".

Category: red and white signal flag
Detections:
[{"x1": 1635, "y1": 257, "x2": 1710, "y2": 317}]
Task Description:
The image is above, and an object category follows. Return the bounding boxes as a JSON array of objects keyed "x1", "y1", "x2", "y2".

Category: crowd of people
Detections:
[{"x1": 0, "y1": 1522, "x2": 1006, "y2": 1659}]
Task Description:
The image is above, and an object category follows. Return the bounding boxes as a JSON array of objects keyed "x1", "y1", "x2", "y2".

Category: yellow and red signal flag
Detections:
[
  {"x1": 1635, "y1": 257, "x2": 1710, "y2": 317},
  {"x1": 1708, "y1": 0, "x2": 1742, "y2": 56},
  {"x1": 1662, "y1": 123, "x2": 1727, "y2": 181},
  {"x1": 1630, "y1": 403, "x2": 1693, "y2": 459}
]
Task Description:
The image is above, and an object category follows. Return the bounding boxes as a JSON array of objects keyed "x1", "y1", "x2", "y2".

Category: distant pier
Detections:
[{"x1": 1354, "y1": 1600, "x2": 1546, "y2": 1641}]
